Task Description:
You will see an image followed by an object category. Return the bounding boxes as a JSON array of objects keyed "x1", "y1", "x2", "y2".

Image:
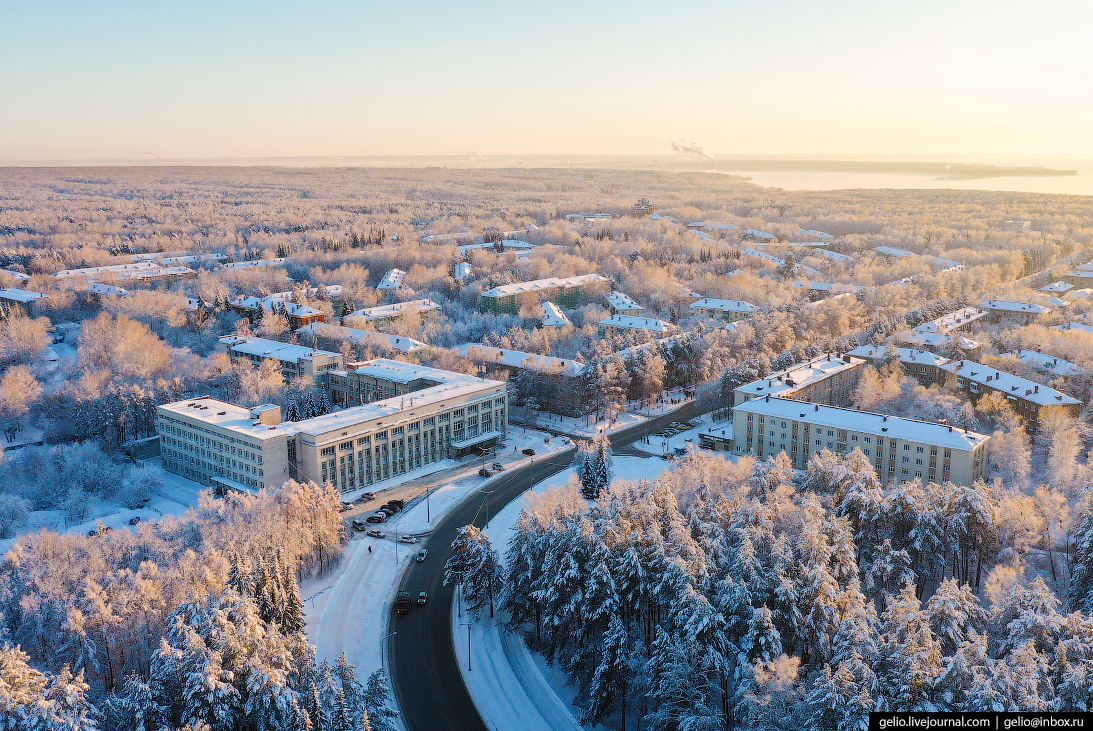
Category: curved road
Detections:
[{"x1": 389, "y1": 403, "x2": 701, "y2": 731}]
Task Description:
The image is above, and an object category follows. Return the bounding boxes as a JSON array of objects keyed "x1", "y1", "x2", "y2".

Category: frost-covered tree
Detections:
[
  {"x1": 361, "y1": 671, "x2": 397, "y2": 731},
  {"x1": 443, "y1": 524, "x2": 504, "y2": 619}
]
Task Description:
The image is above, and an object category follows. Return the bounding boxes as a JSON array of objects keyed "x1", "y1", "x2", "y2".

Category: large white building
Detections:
[
  {"x1": 157, "y1": 360, "x2": 507, "y2": 494},
  {"x1": 733, "y1": 396, "x2": 989, "y2": 486},
  {"x1": 597, "y1": 314, "x2": 670, "y2": 339},
  {"x1": 688, "y1": 297, "x2": 758, "y2": 323},
  {"x1": 733, "y1": 353, "x2": 865, "y2": 407}
]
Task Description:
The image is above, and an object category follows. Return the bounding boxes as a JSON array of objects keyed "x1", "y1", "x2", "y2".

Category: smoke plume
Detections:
[{"x1": 671, "y1": 139, "x2": 713, "y2": 159}]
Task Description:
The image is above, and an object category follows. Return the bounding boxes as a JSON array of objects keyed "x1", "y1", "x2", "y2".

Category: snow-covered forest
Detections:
[{"x1": 501, "y1": 447, "x2": 1093, "y2": 728}]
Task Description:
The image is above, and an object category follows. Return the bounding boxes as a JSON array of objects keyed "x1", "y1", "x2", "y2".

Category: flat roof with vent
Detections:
[
  {"x1": 735, "y1": 353, "x2": 863, "y2": 399},
  {"x1": 157, "y1": 398, "x2": 294, "y2": 438}
]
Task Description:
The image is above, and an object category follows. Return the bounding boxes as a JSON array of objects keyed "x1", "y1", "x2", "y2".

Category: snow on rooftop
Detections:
[
  {"x1": 297, "y1": 323, "x2": 429, "y2": 353},
  {"x1": 914, "y1": 307, "x2": 988, "y2": 333},
  {"x1": 597, "y1": 314, "x2": 669, "y2": 333},
  {"x1": 847, "y1": 344, "x2": 950, "y2": 368},
  {"x1": 979, "y1": 300, "x2": 1051, "y2": 314},
  {"x1": 221, "y1": 258, "x2": 287, "y2": 269},
  {"x1": 689, "y1": 297, "x2": 758, "y2": 314},
  {"x1": 1040, "y1": 281, "x2": 1074, "y2": 293},
  {"x1": 897, "y1": 330, "x2": 980, "y2": 350},
  {"x1": 941, "y1": 360, "x2": 1080, "y2": 406},
  {"x1": 0, "y1": 288, "x2": 48, "y2": 303},
  {"x1": 2, "y1": 269, "x2": 30, "y2": 281},
  {"x1": 817, "y1": 249, "x2": 854, "y2": 263},
  {"x1": 604, "y1": 291, "x2": 644, "y2": 311},
  {"x1": 1017, "y1": 350, "x2": 1089, "y2": 377},
  {"x1": 87, "y1": 282, "x2": 129, "y2": 297},
  {"x1": 540, "y1": 301, "x2": 572, "y2": 328},
  {"x1": 454, "y1": 262, "x2": 473, "y2": 281},
  {"x1": 377, "y1": 269, "x2": 406, "y2": 290},
  {"x1": 159, "y1": 398, "x2": 296, "y2": 439},
  {"x1": 348, "y1": 299, "x2": 440, "y2": 321},
  {"x1": 872, "y1": 246, "x2": 916, "y2": 258},
  {"x1": 741, "y1": 248, "x2": 784, "y2": 265},
  {"x1": 735, "y1": 397, "x2": 989, "y2": 450},
  {"x1": 457, "y1": 344, "x2": 585, "y2": 377},
  {"x1": 1056, "y1": 322, "x2": 1093, "y2": 335},
  {"x1": 480, "y1": 274, "x2": 608, "y2": 298},
  {"x1": 743, "y1": 229, "x2": 777, "y2": 241},
  {"x1": 234, "y1": 296, "x2": 324, "y2": 318},
  {"x1": 219, "y1": 335, "x2": 340, "y2": 362},
  {"x1": 736, "y1": 353, "x2": 862, "y2": 397}
]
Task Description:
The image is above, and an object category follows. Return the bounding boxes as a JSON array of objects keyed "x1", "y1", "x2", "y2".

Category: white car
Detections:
[{"x1": 398, "y1": 535, "x2": 419, "y2": 544}]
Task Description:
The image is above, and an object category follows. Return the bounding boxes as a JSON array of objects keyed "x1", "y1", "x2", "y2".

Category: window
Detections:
[
  {"x1": 864, "y1": 437, "x2": 871, "y2": 443},
  {"x1": 424, "y1": 417, "x2": 435, "y2": 426},
  {"x1": 902, "y1": 468, "x2": 909, "y2": 475},
  {"x1": 916, "y1": 459, "x2": 922, "y2": 465},
  {"x1": 916, "y1": 446, "x2": 924, "y2": 453},
  {"x1": 340, "y1": 441, "x2": 353, "y2": 451},
  {"x1": 903, "y1": 456, "x2": 909, "y2": 463},
  {"x1": 321, "y1": 446, "x2": 335, "y2": 457},
  {"x1": 357, "y1": 436, "x2": 370, "y2": 445},
  {"x1": 851, "y1": 435, "x2": 858, "y2": 441},
  {"x1": 392, "y1": 426, "x2": 404, "y2": 436},
  {"x1": 903, "y1": 444, "x2": 910, "y2": 451},
  {"x1": 375, "y1": 431, "x2": 388, "y2": 440}
]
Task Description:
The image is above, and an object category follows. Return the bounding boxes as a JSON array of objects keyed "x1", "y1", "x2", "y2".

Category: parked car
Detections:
[
  {"x1": 339, "y1": 502, "x2": 353, "y2": 512},
  {"x1": 386, "y1": 498, "x2": 405, "y2": 509},
  {"x1": 417, "y1": 592, "x2": 428, "y2": 605},
  {"x1": 357, "y1": 492, "x2": 376, "y2": 503},
  {"x1": 365, "y1": 529, "x2": 384, "y2": 538},
  {"x1": 398, "y1": 535, "x2": 419, "y2": 544},
  {"x1": 522, "y1": 448, "x2": 536, "y2": 456},
  {"x1": 491, "y1": 462, "x2": 505, "y2": 471},
  {"x1": 352, "y1": 518, "x2": 368, "y2": 530},
  {"x1": 366, "y1": 513, "x2": 387, "y2": 524},
  {"x1": 478, "y1": 467, "x2": 493, "y2": 478},
  {"x1": 416, "y1": 549, "x2": 427, "y2": 562},
  {"x1": 128, "y1": 516, "x2": 141, "y2": 525},
  {"x1": 377, "y1": 507, "x2": 397, "y2": 517},
  {"x1": 381, "y1": 501, "x2": 403, "y2": 513}
]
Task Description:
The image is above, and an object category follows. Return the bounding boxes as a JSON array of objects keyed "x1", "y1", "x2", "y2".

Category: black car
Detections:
[
  {"x1": 366, "y1": 513, "x2": 387, "y2": 524},
  {"x1": 386, "y1": 498, "x2": 405, "y2": 509},
  {"x1": 128, "y1": 516, "x2": 141, "y2": 525},
  {"x1": 478, "y1": 467, "x2": 493, "y2": 477},
  {"x1": 522, "y1": 448, "x2": 536, "y2": 456},
  {"x1": 381, "y1": 502, "x2": 402, "y2": 514}
]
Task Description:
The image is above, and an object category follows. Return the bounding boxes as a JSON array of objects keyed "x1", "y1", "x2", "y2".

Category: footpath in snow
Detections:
[
  {"x1": 516, "y1": 392, "x2": 695, "y2": 441},
  {"x1": 453, "y1": 456, "x2": 671, "y2": 731}
]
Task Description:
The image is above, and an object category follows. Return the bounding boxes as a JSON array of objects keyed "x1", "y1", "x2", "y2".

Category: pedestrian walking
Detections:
[{"x1": 368, "y1": 545, "x2": 372, "y2": 553}]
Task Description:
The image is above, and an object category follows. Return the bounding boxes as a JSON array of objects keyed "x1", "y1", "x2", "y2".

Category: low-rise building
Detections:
[
  {"x1": 979, "y1": 300, "x2": 1052, "y2": 326},
  {"x1": 0, "y1": 288, "x2": 48, "y2": 317},
  {"x1": 604, "y1": 291, "x2": 644, "y2": 316},
  {"x1": 872, "y1": 246, "x2": 916, "y2": 258},
  {"x1": 1056, "y1": 321, "x2": 1093, "y2": 336},
  {"x1": 1017, "y1": 350, "x2": 1089, "y2": 377},
  {"x1": 540, "y1": 301, "x2": 572, "y2": 328},
  {"x1": 631, "y1": 198, "x2": 655, "y2": 217},
  {"x1": 457, "y1": 343, "x2": 585, "y2": 412},
  {"x1": 346, "y1": 298, "x2": 440, "y2": 326},
  {"x1": 1062, "y1": 270, "x2": 1093, "y2": 289},
  {"x1": 597, "y1": 314, "x2": 670, "y2": 339},
  {"x1": 297, "y1": 323, "x2": 429, "y2": 355},
  {"x1": 896, "y1": 330, "x2": 982, "y2": 359},
  {"x1": 733, "y1": 353, "x2": 865, "y2": 407},
  {"x1": 847, "y1": 345, "x2": 950, "y2": 386},
  {"x1": 480, "y1": 274, "x2": 608, "y2": 314},
  {"x1": 218, "y1": 335, "x2": 344, "y2": 380},
  {"x1": 454, "y1": 262, "x2": 473, "y2": 281},
  {"x1": 939, "y1": 359, "x2": 1081, "y2": 432},
  {"x1": 158, "y1": 360, "x2": 506, "y2": 494},
  {"x1": 1040, "y1": 281, "x2": 1074, "y2": 294},
  {"x1": 1003, "y1": 220, "x2": 1032, "y2": 232},
  {"x1": 233, "y1": 296, "x2": 327, "y2": 329},
  {"x1": 914, "y1": 307, "x2": 987, "y2": 334},
  {"x1": 377, "y1": 269, "x2": 406, "y2": 290},
  {"x1": 732, "y1": 396, "x2": 989, "y2": 486},
  {"x1": 688, "y1": 298, "x2": 758, "y2": 323}
]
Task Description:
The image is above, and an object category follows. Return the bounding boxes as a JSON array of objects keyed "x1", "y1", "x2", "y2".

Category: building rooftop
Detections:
[
  {"x1": 52, "y1": 262, "x2": 197, "y2": 280},
  {"x1": 735, "y1": 396, "x2": 989, "y2": 450},
  {"x1": 454, "y1": 262, "x2": 473, "y2": 281},
  {"x1": 598, "y1": 314, "x2": 669, "y2": 333},
  {"x1": 221, "y1": 258, "x2": 287, "y2": 269},
  {"x1": 234, "y1": 296, "x2": 324, "y2": 318},
  {"x1": 897, "y1": 330, "x2": 981, "y2": 351},
  {"x1": 743, "y1": 229, "x2": 777, "y2": 241},
  {"x1": 159, "y1": 398, "x2": 296, "y2": 439},
  {"x1": 1041, "y1": 281, "x2": 1074, "y2": 293},
  {"x1": 1057, "y1": 321, "x2": 1093, "y2": 335},
  {"x1": 847, "y1": 344, "x2": 950, "y2": 368},
  {"x1": 1018, "y1": 350, "x2": 1089, "y2": 377},
  {"x1": 219, "y1": 335, "x2": 340, "y2": 363},
  {"x1": 297, "y1": 323, "x2": 429, "y2": 353},
  {"x1": 689, "y1": 297, "x2": 758, "y2": 314},
  {"x1": 457, "y1": 344, "x2": 586, "y2": 377},
  {"x1": 742, "y1": 248, "x2": 784, "y2": 265},
  {"x1": 540, "y1": 301, "x2": 572, "y2": 327},
  {"x1": 604, "y1": 291, "x2": 644, "y2": 312},
  {"x1": 348, "y1": 298, "x2": 440, "y2": 322},
  {"x1": 1065, "y1": 270, "x2": 1093, "y2": 280},
  {"x1": 872, "y1": 246, "x2": 916, "y2": 258},
  {"x1": 0, "y1": 288, "x2": 48, "y2": 303},
  {"x1": 914, "y1": 307, "x2": 988, "y2": 333},
  {"x1": 87, "y1": 283, "x2": 129, "y2": 297},
  {"x1": 799, "y1": 228, "x2": 835, "y2": 240},
  {"x1": 941, "y1": 360, "x2": 1080, "y2": 406},
  {"x1": 457, "y1": 240, "x2": 534, "y2": 256},
  {"x1": 735, "y1": 353, "x2": 862, "y2": 399},
  {"x1": 979, "y1": 300, "x2": 1051, "y2": 315},
  {"x1": 481, "y1": 274, "x2": 608, "y2": 298},
  {"x1": 377, "y1": 269, "x2": 406, "y2": 290}
]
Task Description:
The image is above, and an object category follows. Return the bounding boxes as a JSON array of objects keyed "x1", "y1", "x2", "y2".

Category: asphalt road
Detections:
[{"x1": 389, "y1": 402, "x2": 702, "y2": 731}]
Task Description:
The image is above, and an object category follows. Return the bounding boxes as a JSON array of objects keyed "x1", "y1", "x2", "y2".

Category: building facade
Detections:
[
  {"x1": 939, "y1": 360, "x2": 1081, "y2": 432},
  {"x1": 480, "y1": 274, "x2": 608, "y2": 314},
  {"x1": 733, "y1": 353, "x2": 865, "y2": 407},
  {"x1": 157, "y1": 360, "x2": 507, "y2": 494},
  {"x1": 978, "y1": 300, "x2": 1051, "y2": 326},
  {"x1": 688, "y1": 297, "x2": 758, "y2": 323},
  {"x1": 733, "y1": 396, "x2": 989, "y2": 486},
  {"x1": 597, "y1": 314, "x2": 670, "y2": 339}
]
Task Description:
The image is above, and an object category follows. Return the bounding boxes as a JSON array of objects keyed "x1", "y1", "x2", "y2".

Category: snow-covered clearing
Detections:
[
  {"x1": 453, "y1": 456, "x2": 671, "y2": 731},
  {"x1": 629, "y1": 411, "x2": 715, "y2": 457}
]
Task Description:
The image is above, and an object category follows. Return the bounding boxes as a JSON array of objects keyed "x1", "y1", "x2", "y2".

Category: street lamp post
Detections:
[
  {"x1": 459, "y1": 622, "x2": 472, "y2": 671},
  {"x1": 379, "y1": 631, "x2": 397, "y2": 671},
  {"x1": 479, "y1": 489, "x2": 494, "y2": 530},
  {"x1": 394, "y1": 521, "x2": 406, "y2": 562}
]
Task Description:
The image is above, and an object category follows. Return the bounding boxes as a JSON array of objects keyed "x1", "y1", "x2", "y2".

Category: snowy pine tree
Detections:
[
  {"x1": 361, "y1": 671, "x2": 397, "y2": 731},
  {"x1": 443, "y1": 525, "x2": 504, "y2": 619}
]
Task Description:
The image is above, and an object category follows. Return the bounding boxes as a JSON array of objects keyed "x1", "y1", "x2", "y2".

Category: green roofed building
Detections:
[{"x1": 480, "y1": 274, "x2": 608, "y2": 314}]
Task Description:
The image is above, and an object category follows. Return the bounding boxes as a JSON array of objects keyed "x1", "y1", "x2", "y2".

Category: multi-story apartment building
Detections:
[
  {"x1": 939, "y1": 360, "x2": 1081, "y2": 432},
  {"x1": 157, "y1": 360, "x2": 507, "y2": 494},
  {"x1": 733, "y1": 353, "x2": 865, "y2": 407},
  {"x1": 847, "y1": 345, "x2": 951, "y2": 386},
  {"x1": 540, "y1": 301, "x2": 572, "y2": 328},
  {"x1": 0, "y1": 288, "x2": 48, "y2": 317},
  {"x1": 345, "y1": 298, "x2": 440, "y2": 327},
  {"x1": 914, "y1": 307, "x2": 987, "y2": 334},
  {"x1": 733, "y1": 396, "x2": 989, "y2": 486},
  {"x1": 232, "y1": 296, "x2": 327, "y2": 329},
  {"x1": 457, "y1": 343, "x2": 586, "y2": 412},
  {"x1": 631, "y1": 198, "x2": 655, "y2": 217},
  {"x1": 479, "y1": 274, "x2": 609, "y2": 314},
  {"x1": 377, "y1": 269, "x2": 406, "y2": 290},
  {"x1": 978, "y1": 300, "x2": 1051, "y2": 326},
  {"x1": 297, "y1": 323, "x2": 429, "y2": 355},
  {"x1": 896, "y1": 330, "x2": 983, "y2": 360},
  {"x1": 597, "y1": 314, "x2": 671, "y2": 339},
  {"x1": 604, "y1": 291, "x2": 645, "y2": 316},
  {"x1": 688, "y1": 297, "x2": 758, "y2": 323},
  {"x1": 1062, "y1": 270, "x2": 1093, "y2": 289},
  {"x1": 218, "y1": 335, "x2": 344, "y2": 380}
]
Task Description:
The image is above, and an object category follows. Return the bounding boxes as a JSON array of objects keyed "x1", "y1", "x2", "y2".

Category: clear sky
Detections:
[{"x1": 2, "y1": 0, "x2": 1090, "y2": 160}]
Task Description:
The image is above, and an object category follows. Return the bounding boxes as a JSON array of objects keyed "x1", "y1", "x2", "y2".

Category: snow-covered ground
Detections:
[
  {"x1": 520, "y1": 394, "x2": 696, "y2": 441},
  {"x1": 0, "y1": 461, "x2": 205, "y2": 553},
  {"x1": 453, "y1": 456, "x2": 670, "y2": 731},
  {"x1": 629, "y1": 412, "x2": 714, "y2": 457}
]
